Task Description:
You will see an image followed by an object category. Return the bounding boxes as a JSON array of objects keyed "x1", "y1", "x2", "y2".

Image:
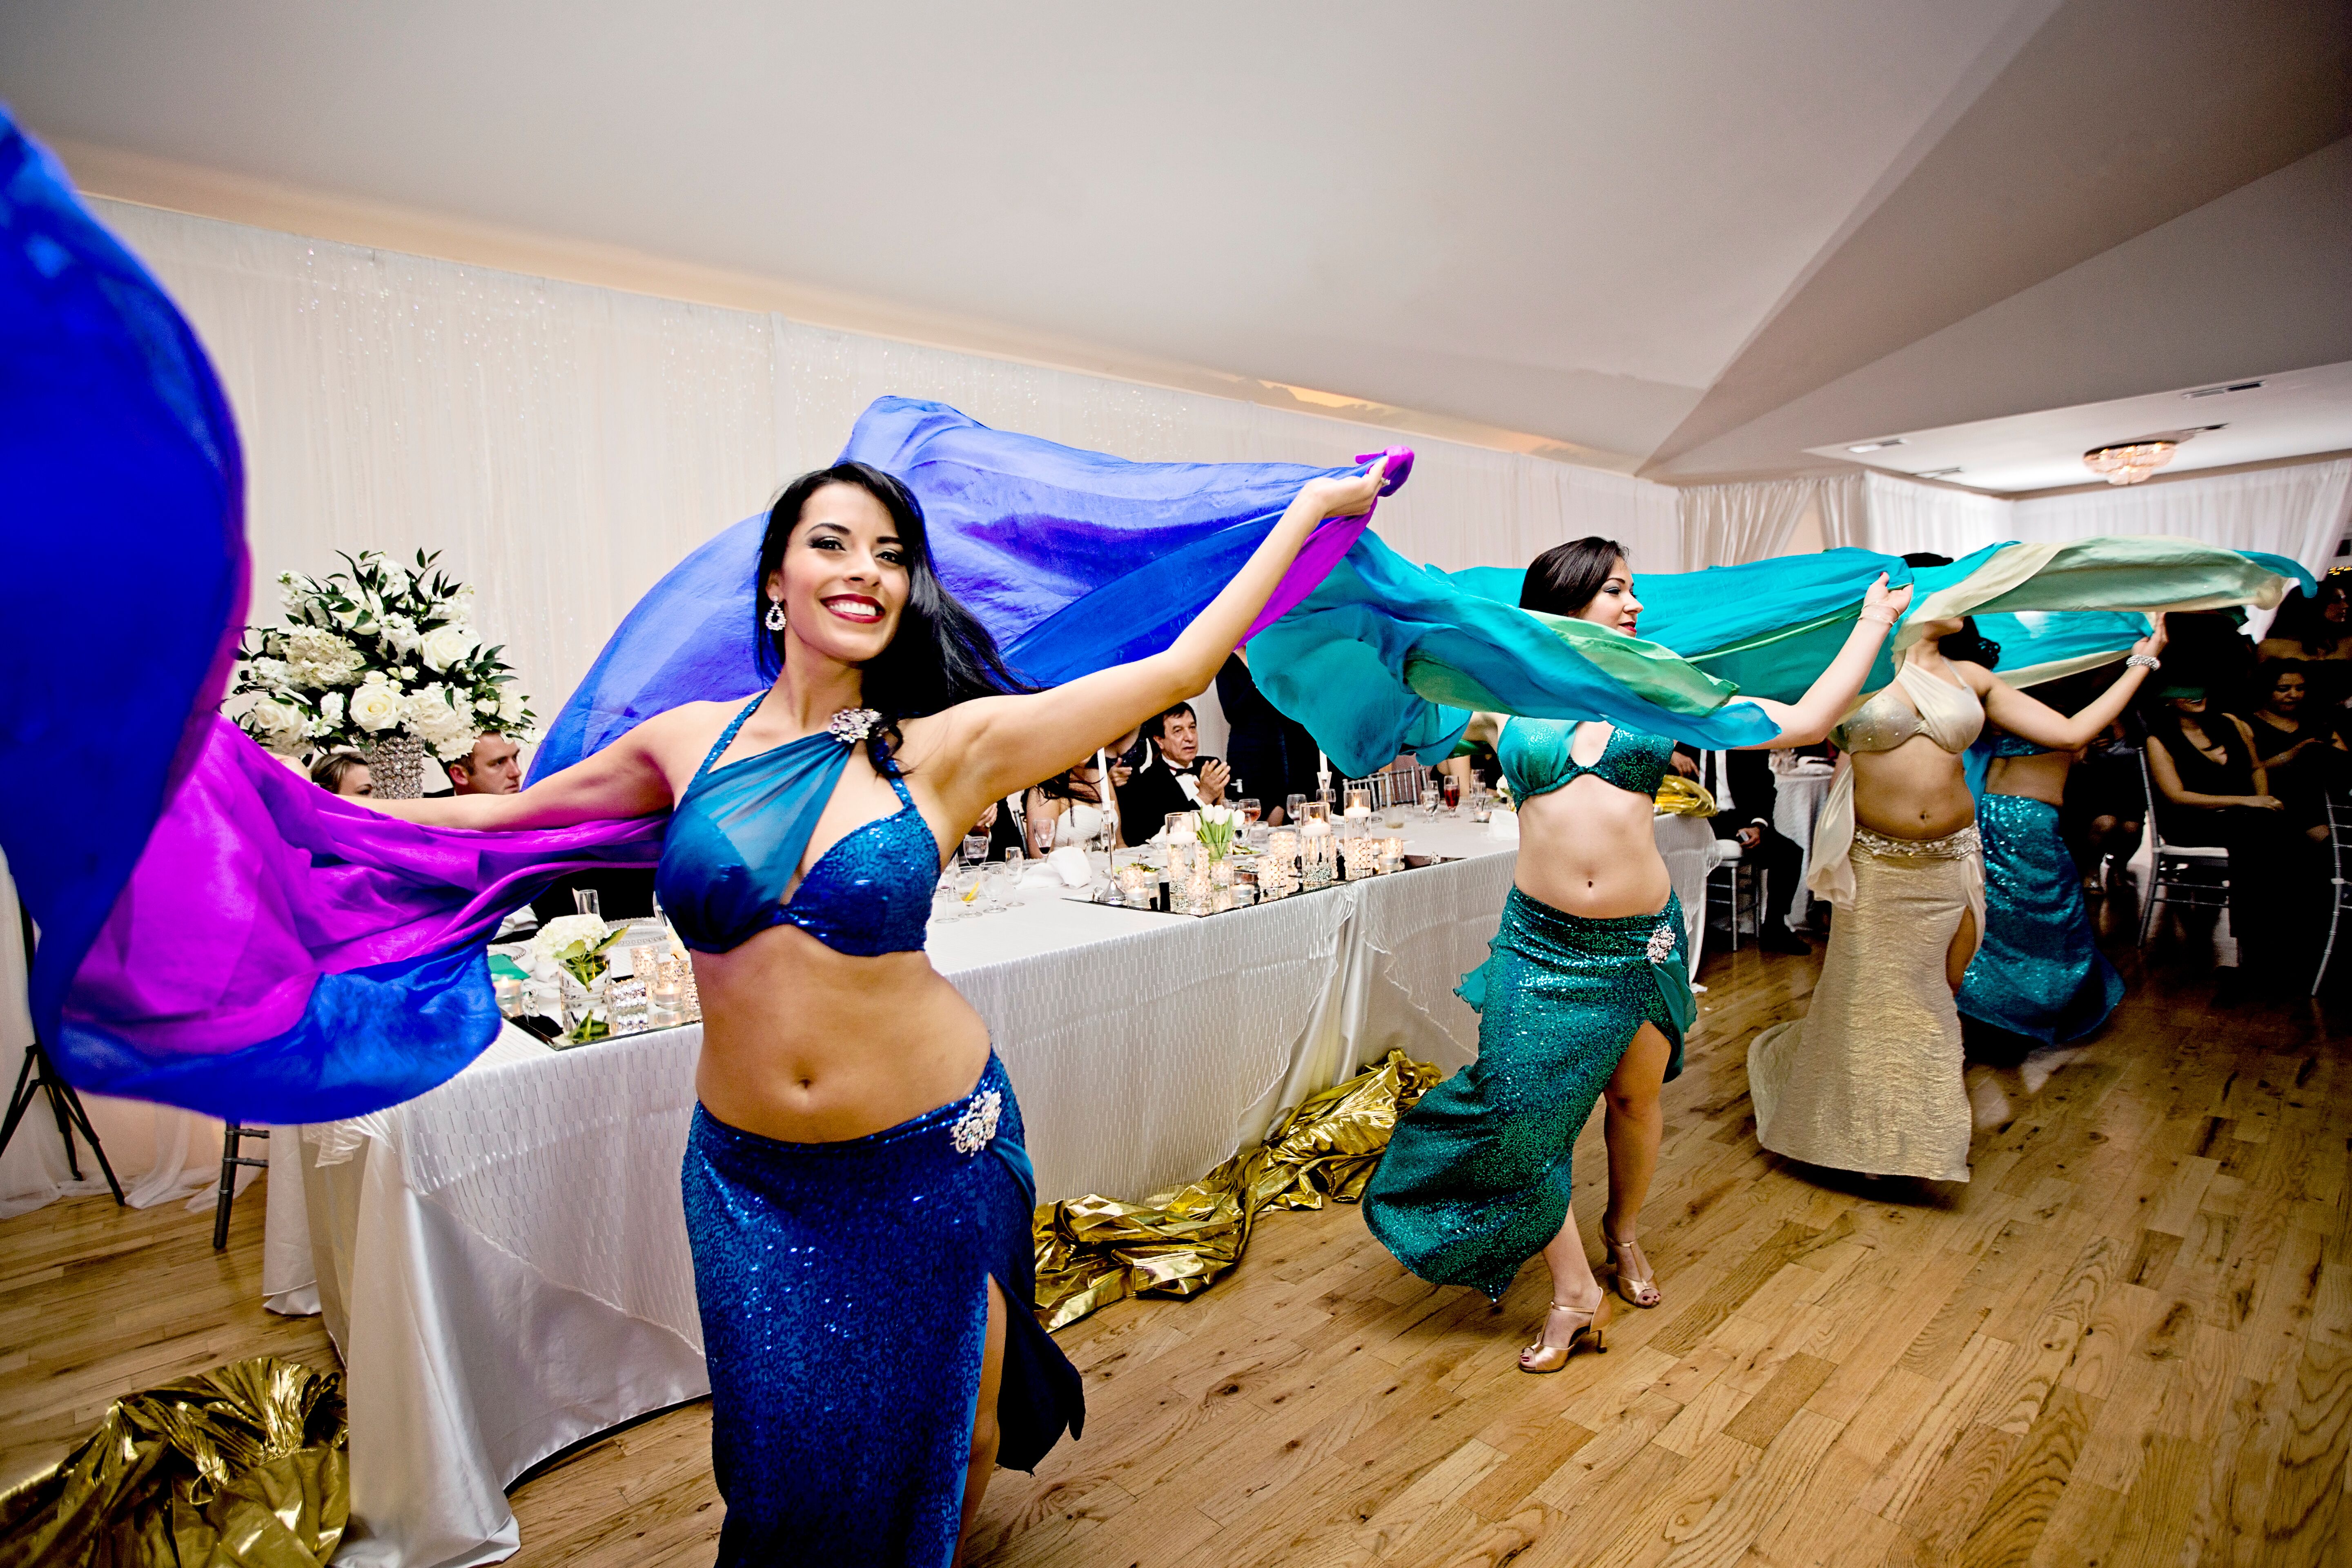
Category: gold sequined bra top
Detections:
[{"x1": 1831, "y1": 660, "x2": 1985, "y2": 756}]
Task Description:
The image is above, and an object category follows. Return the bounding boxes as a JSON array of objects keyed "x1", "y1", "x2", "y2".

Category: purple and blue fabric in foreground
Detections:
[{"x1": 2, "y1": 107, "x2": 1410, "y2": 1122}]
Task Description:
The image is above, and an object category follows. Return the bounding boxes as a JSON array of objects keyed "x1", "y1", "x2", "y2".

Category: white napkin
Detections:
[
  {"x1": 1488, "y1": 812, "x2": 1520, "y2": 840},
  {"x1": 1047, "y1": 845, "x2": 1095, "y2": 887}
]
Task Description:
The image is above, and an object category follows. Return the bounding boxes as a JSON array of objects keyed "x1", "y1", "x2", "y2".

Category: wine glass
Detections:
[
  {"x1": 1285, "y1": 792, "x2": 1306, "y2": 828},
  {"x1": 1238, "y1": 797, "x2": 1262, "y2": 828},
  {"x1": 962, "y1": 829, "x2": 991, "y2": 869},
  {"x1": 1420, "y1": 783, "x2": 1441, "y2": 820},
  {"x1": 1441, "y1": 772, "x2": 1461, "y2": 811}
]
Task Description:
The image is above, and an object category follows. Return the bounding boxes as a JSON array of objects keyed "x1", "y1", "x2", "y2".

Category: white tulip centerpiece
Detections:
[
  {"x1": 1194, "y1": 804, "x2": 1237, "y2": 862},
  {"x1": 228, "y1": 550, "x2": 537, "y2": 797},
  {"x1": 525, "y1": 913, "x2": 624, "y2": 1045}
]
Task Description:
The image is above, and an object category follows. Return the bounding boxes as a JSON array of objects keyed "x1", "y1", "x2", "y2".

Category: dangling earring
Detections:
[{"x1": 764, "y1": 597, "x2": 787, "y2": 633}]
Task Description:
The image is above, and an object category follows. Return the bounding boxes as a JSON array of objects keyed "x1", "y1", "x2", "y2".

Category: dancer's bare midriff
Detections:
[
  {"x1": 1513, "y1": 773, "x2": 1672, "y2": 919},
  {"x1": 693, "y1": 927, "x2": 992, "y2": 1143},
  {"x1": 1983, "y1": 748, "x2": 2071, "y2": 807},
  {"x1": 1850, "y1": 734, "x2": 1974, "y2": 840}
]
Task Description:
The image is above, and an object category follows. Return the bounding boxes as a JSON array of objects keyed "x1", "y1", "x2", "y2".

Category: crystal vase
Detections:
[
  {"x1": 362, "y1": 733, "x2": 428, "y2": 800},
  {"x1": 559, "y1": 961, "x2": 612, "y2": 1046}
]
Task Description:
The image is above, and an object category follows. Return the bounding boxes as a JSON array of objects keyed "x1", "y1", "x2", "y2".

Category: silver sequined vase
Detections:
[{"x1": 362, "y1": 733, "x2": 427, "y2": 799}]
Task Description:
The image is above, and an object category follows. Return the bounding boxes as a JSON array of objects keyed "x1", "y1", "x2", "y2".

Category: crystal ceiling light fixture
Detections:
[{"x1": 2082, "y1": 440, "x2": 2177, "y2": 485}]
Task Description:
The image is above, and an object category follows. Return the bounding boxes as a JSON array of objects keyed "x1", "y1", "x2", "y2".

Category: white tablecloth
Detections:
[
  {"x1": 265, "y1": 813, "x2": 1714, "y2": 1568},
  {"x1": 1772, "y1": 768, "x2": 1836, "y2": 926}
]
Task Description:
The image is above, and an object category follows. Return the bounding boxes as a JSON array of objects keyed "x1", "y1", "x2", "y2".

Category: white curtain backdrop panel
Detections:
[{"x1": 91, "y1": 198, "x2": 1679, "y2": 753}]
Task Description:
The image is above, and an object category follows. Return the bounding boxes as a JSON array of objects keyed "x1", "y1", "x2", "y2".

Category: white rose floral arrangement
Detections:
[{"x1": 229, "y1": 549, "x2": 537, "y2": 767}]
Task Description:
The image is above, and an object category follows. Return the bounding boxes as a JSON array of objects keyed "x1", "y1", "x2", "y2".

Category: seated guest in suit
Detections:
[
  {"x1": 445, "y1": 733, "x2": 524, "y2": 796},
  {"x1": 1673, "y1": 744, "x2": 1809, "y2": 953},
  {"x1": 1119, "y1": 701, "x2": 1231, "y2": 831}
]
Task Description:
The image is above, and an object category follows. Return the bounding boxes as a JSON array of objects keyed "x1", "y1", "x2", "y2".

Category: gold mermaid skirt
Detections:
[{"x1": 1747, "y1": 825, "x2": 1982, "y2": 1183}]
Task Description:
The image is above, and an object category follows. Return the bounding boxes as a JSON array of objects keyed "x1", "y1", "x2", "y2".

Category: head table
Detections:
[{"x1": 262, "y1": 811, "x2": 1719, "y2": 1568}]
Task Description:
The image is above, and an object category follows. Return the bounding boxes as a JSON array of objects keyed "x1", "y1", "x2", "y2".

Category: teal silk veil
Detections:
[{"x1": 1250, "y1": 534, "x2": 2309, "y2": 776}]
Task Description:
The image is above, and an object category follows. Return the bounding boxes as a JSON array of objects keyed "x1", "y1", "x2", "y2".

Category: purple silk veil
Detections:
[{"x1": 13, "y1": 133, "x2": 1410, "y2": 1120}]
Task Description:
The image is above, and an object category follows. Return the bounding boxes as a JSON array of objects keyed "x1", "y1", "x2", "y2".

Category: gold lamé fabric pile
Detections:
[
  {"x1": 1033, "y1": 1049, "x2": 1441, "y2": 1331},
  {"x1": 1651, "y1": 774, "x2": 1717, "y2": 818},
  {"x1": 0, "y1": 1357, "x2": 347, "y2": 1568}
]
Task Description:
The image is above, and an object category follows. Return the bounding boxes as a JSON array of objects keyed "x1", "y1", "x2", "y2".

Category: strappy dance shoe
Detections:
[
  {"x1": 1518, "y1": 1294, "x2": 1610, "y2": 1374},
  {"x1": 1604, "y1": 1232, "x2": 1662, "y2": 1309}
]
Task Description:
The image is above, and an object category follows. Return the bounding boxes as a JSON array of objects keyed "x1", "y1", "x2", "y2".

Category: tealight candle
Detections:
[{"x1": 492, "y1": 976, "x2": 523, "y2": 1016}]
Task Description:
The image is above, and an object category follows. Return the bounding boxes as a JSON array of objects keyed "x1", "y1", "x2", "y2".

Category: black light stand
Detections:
[{"x1": 0, "y1": 902, "x2": 123, "y2": 1204}]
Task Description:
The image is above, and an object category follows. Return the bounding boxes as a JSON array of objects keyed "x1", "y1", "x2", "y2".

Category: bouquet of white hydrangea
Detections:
[{"x1": 228, "y1": 549, "x2": 537, "y2": 771}]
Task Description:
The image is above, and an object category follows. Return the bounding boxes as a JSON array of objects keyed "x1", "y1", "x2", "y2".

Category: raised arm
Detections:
[
  {"x1": 1731, "y1": 575, "x2": 1911, "y2": 748},
  {"x1": 363, "y1": 707, "x2": 686, "y2": 830},
  {"x1": 1979, "y1": 617, "x2": 2168, "y2": 752},
  {"x1": 915, "y1": 461, "x2": 1392, "y2": 825}
]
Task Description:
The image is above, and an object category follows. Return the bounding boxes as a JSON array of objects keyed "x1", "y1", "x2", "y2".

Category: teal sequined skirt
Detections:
[
  {"x1": 1957, "y1": 794, "x2": 2123, "y2": 1044},
  {"x1": 1364, "y1": 888, "x2": 1695, "y2": 1300}
]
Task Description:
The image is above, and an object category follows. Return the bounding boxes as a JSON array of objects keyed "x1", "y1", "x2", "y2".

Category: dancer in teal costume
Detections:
[
  {"x1": 1362, "y1": 539, "x2": 1913, "y2": 1374},
  {"x1": 1958, "y1": 732, "x2": 2125, "y2": 1046}
]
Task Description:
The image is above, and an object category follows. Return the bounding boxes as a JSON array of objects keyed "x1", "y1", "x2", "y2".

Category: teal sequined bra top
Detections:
[{"x1": 1495, "y1": 717, "x2": 1674, "y2": 802}]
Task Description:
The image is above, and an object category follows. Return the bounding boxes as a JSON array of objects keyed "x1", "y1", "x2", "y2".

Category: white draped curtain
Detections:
[
  {"x1": 2, "y1": 198, "x2": 1680, "y2": 1217},
  {"x1": 1675, "y1": 473, "x2": 1867, "y2": 569}
]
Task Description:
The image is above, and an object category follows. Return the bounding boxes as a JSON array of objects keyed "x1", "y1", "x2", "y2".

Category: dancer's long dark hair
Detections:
[
  {"x1": 755, "y1": 462, "x2": 1032, "y2": 764},
  {"x1": 1522, "y1": 537, "x2": 1633, "y2": 617},
  {"x1": 1898, "y1": 552, "x2": 2000, "y2": 669}
]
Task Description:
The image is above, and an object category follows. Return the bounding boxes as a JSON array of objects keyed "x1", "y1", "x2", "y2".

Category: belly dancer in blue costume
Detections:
[
  {"x1": 374, "y1": 457, "x2": 1395, "y2": 1564},
  {"x1": 1362, "y1": 539, "x2": 1911, "y2": 1373},
  {"x1": 1957, "y1": 719, "x2": 2125, "y2": 1046}
]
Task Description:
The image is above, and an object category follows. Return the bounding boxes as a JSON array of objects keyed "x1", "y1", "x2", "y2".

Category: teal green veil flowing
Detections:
[{"x1": 1250, "y1": 535, "x2": 2309, "y2": 776}]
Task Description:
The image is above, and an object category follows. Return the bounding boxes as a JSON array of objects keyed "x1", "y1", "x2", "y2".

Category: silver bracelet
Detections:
[{"x1": 2125, "y1": 653, "x2": 2160, "y2": 670}]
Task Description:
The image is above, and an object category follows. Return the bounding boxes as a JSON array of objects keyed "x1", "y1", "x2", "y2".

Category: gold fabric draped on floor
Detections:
[
  {"x1": 0, "y1": 1356, "x2": 347, "y2": 1568},
  {"x1": 1033, "y1": 1050, "x2": 1441, "y2": 1331}
]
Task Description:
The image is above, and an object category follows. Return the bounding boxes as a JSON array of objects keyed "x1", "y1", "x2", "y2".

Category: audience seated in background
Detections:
[
  {"x1": 2257, "y1": 577, "x2": 2352, "y2": 708},
  {"x1": 2232, "y1": 662, "x2": 2345, "y2": 842},
  {"x1": 1672, "y1": 745, "x2": 1809, "y2": 953},
  {"x1": 1217, "y1": 653, "x2": 1319, "y2": 824},
  {"x1": 2143, "y1": 686, "x2": 2323, "y2": 985},
  {"x1": 309, "y1": 749, "x2": 373, "y2": 797},
  {"x1": 445, "y1": 733, "x2": 523, "y2": 796},
  {"x1": 1118, "y1": 701, "x2": 1229, "y2": 831}
]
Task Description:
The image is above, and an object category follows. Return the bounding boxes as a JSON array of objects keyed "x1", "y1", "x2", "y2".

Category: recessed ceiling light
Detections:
[
  {"x1": 2182, "y1": 380, "x2": 2265, "y2": 399},
  {"x1": 1846, "y1": 438, "x2": 1907, "y2": 454},
  {"x1": 1916, "y1": 468, "x2": 1963, "y2": 480}
]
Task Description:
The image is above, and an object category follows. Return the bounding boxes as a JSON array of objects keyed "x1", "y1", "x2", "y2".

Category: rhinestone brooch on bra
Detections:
[
  {"x1": 949, "y1": 1088, "x2": 1003, "y2": 1156},
  {"x1": 826, "y1": 708, "x2": 881, "y2": 744}
]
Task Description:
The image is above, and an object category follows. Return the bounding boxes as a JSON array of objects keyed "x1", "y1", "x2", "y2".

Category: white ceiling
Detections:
[
  {"x1": 3, "y1": 0, "x2": 2345, "y2": 480},
  {"x1": 0, "y1": 0, "x2": 2042, "y2": 462},
  {"x1": 1805, "y1": 360, "x2": 2352, "y2": 494}
]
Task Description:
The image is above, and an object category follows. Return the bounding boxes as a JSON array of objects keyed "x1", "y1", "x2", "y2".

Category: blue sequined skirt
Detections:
[
  {"x1": 1958, "y1": 794, "x2": 2124, "y2": 1044},
  {"x1": 682, "y1": 1054, "x2": 1084, "y2": 1566},
  {"x1": 1363, "y1": 889, "x2": 1695, "y2": 1300}
]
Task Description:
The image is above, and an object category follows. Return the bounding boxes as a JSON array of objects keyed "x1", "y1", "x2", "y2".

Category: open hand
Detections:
[
  {"x1": 2247, "y1": 794, "x2": 2285, "y2": 812},
  {"x1": 1669, "y1": 751, "x2": 1700, "y2": 779},
  {"x1": 2132, "y1": 612, "x2": 2169, "y2": 662},
  {"x1": 1196, "y1": 758, "x2": 1231, "y2": 800}
]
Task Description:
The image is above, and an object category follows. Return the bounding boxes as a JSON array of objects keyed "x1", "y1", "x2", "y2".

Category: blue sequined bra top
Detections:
[
  {"x1": 1495, "y1": 717, "x2": 1673, "y2": 801},
  {"x1": 1989, "y1": 729, "x2": 2047, "y2": 758},
  {"x1": 655, "y1": 698, "x2": 940, "y2": 956}
]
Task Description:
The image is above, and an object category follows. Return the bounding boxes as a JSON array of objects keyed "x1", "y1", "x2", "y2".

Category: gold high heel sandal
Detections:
[
  {"x1": 1604, "y1": 1233, "x2": 1661, "y2": 1309},
  {"x1": 1518, "y1": 1295, "x2": 1610, "y2": 1374}
]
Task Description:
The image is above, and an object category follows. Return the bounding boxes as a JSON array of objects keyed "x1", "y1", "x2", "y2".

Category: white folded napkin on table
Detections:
[{"x1": 1046, "y1": 845, "x2": 1096, "y2": 887}]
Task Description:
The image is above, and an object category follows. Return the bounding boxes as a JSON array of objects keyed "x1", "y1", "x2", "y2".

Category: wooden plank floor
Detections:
[{"x1": 4, "y1": 891, "x2": 2348, "y2": 1567}]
